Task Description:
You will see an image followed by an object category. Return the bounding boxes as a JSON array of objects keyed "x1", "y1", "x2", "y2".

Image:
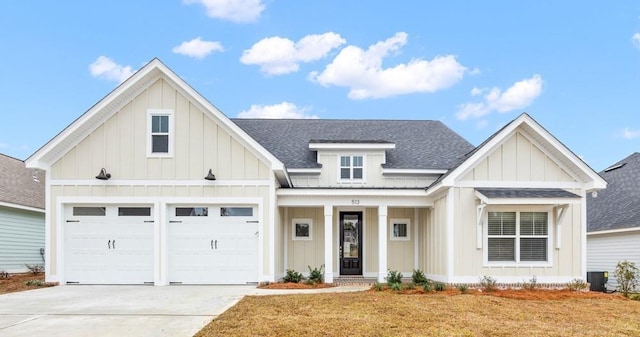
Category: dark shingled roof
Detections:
[
  {"x1": 232, "y1": 119, "x2": 474, "y2": 169},
  {"x1": 476, "y1": 188, "x2": 581, "y2": 199},
  {"x1": 587, "y1": 152, "x2": 640, "y2": 232},
  {"x1": 0, "y1": 153, "x2": 45, "y2": 209}
]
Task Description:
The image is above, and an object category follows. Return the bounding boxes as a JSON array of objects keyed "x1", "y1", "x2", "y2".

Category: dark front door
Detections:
[{"x1": 340, "y1": 212, "x2": 363, "y2": 275}]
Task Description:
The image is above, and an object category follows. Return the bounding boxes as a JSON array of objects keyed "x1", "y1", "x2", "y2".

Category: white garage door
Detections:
[
  {"x1": 64, "y1": 205, "x2": 154, "y2": 285},
  {"x1": 168, "y1": 205, "x2": 259, "y2": 284}
]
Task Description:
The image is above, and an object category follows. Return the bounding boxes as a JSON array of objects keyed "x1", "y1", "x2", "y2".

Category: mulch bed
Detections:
[
  {"x1": 258, "y1": 282, "x2": 336, "y2": 289},
  {"x1": 0, "y1": 272, "x2": 56, "y2": 295}
]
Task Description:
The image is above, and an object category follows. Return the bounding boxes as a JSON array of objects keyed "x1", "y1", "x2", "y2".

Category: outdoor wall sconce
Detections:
[
  {"x1": 204, "y1": 169, "x2": 216, "y2": 181},
  {"x1": 95, "y1": 168, "x2": 111, "y2": 180}
]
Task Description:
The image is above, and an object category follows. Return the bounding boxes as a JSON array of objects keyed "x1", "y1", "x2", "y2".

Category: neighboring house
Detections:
[
  {"x1": 25, "y1": 58, "x2": 606, "y2": 286},
  {"x1": 587, "y1": 152, "x2": 640, "y2": 288},
  {"x1": 0, "y1": 153, "x2": 45, "y2": 273}
]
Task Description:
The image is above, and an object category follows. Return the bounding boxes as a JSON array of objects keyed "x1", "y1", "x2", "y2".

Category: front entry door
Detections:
[{"x1": 340, "y1": 212, "x2": 363, "y2": 275}]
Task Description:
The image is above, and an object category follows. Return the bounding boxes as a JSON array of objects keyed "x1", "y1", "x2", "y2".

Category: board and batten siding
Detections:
[
  {"x1": 364, "y1": 207, "x2": 379, "y2": 276},
  {"x1": 0, "y1": 206, "x2": 45, "y2": 272},
  {"x1": 387, "y1": 207, "x2": 415, "y2": 273},
  {"x1": 285, "y1": 207, "x2": 325, "y2": 274},
  {"x1": 587, "y1": 231, "x2": 640, "y2": 288},
  {"x1": 424, "y1": 195, "x2": 447, "y2": 277},
  {"x1": 459, "y1": 131, "x2": 576, "y2": 183},
  {"x1": 46, "y1": 76, "x2": 276, "y2": 280}
]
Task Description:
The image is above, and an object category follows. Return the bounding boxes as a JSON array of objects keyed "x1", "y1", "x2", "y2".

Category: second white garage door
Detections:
[{"x1": 168, "y1": 205, "x2": 259, "y2": 284}]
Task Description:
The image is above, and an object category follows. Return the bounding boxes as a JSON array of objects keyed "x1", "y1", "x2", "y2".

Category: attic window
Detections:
[
  {"x1": 604, "y1": 163, "x2": 625, "y2": 172},
  {"x1": 147, "y1": 109, "x2": 174, "y2": 157}
]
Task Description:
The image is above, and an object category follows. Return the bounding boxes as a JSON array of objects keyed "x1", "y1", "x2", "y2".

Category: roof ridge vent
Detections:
[{"x1": 604, "y1": 163, "x2": 626, "y2": 172}]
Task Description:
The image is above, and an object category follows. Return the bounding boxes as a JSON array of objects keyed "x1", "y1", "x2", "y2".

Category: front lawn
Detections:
[{"x1": 195, "y1": 289, "x2": 640, "y2": 337}]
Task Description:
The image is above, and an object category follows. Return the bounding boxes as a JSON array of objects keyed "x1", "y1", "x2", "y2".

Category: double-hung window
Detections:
[
  {"x1": 148, "y1": 109, "x2": 173, "y2": 157},
  {"x1": 339, "y1": 155, "x2": 364, "y2": 181},
  {"x1": 487, "y1": 211, "x2": 549, "y2": 264}
]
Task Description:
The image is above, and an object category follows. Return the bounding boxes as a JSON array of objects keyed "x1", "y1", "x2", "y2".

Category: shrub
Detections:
[
  {"x1": 434, "y1": 282, "x2": 446, "y2": 292},
  {"x1": 479, "y1": 276, "x2": 497, "y2": 292},
  {"x1": 374, "y1": 282, "x2": 384, "y2": 291},
  {"x1": 404, "y1": 283, "x2": 415, "y2": 290},
  {"x1": 567, "y1": 278, "x2": 588, "y2": 292},
  {"x1": 390, "y1": 282, "x2": 402, "y2": 291},
  {"x1": 282, "y1": 269, "x2": 303, "y2": 283},
  {"x1": 630, "y1": 293, "x2": 640, "y2": 301},
  {"x1": 386, "y1": 270, "x2": 403, "y2": 285},
  {"x1": 457, "y1": 284, "x2": 469, "y2": 294},
  {"x1": 412, "y1": 269, "x2": 428, "y2": 285},
  {"x1": 522, "y1": 276, "x2": 539, "y2": 291},
  {"x1": 0, "y1": 270, "x2": 9, "y2": 279},
  {"x1": 25, "y1": 264, "x2": 44, "y2": 275},
  {"x1": 25, "y1": 279, "x2": 45, "y2": 286},
  {"x1": 614, "y1": 260, "x2": 640, "y2": 297},
  {"x1": 422, "y1": 280, "x2": 433, "y2": 292},
  {"x1": 307, "y1": 265, "x2": 325, "y2": 284}
]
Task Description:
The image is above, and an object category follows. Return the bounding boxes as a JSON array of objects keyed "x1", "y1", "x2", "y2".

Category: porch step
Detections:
[{"x1": 333, "y1": 276, "x2": 377, "y2": 286}]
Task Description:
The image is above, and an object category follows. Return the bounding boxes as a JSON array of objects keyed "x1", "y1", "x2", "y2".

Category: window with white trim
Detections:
[
  {"x1": 390, "y1": 218, "x2": 410, "y2": 241},
  {"x1": 487, "y1": 211, "x2": 549, "y2": 263},
  {"x1": 292, "y1": 218, "x2": 313, "y2": 241},
  {"x1": 339, "y1": 155, "x2": 364, "y2": 181},
  {"x1": 148, "y1": 110, "x2": 174, "y2": 157}
]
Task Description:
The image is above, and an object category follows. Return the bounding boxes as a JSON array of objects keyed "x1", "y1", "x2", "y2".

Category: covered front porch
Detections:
[{"x1": 276, "y1": 189, "x2": 433, "y2": 283}]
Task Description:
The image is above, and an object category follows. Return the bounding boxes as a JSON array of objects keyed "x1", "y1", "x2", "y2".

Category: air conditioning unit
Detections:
[{"x1": 586, "y1": 271, "x2": 608, "y2": 292}]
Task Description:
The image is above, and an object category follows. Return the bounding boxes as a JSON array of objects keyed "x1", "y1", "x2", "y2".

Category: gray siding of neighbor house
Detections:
[
  {"x1": 587, "y1": 231, "x2": 640, "y2": 289},
  {"x1": 0, "y1": 206, "x2": 45, "y2": 272}
]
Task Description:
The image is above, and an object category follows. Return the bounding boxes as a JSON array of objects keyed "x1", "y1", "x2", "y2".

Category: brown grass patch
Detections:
[
  {"x1": 195, "y1": 290, "x2": 640, "y2": 337},
  {"x1": 0, "y1": 273, "x2": 56, "y2": 295},
  {"x1": 258, "y1": 282, "x2": 336, "y2": 289}
]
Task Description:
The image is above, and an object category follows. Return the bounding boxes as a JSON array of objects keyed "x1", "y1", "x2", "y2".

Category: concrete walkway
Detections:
[{"x1": 0, "y1": 285, "x2": 368, "y2": 337}]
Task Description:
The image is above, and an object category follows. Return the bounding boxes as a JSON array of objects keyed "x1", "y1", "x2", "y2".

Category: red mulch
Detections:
[
  {"x1": 258, "y1": 282, "x2": 337, "y2": 289},
  {"x1": 370, "y1": 286, "x2": 625, "y2": 300}
]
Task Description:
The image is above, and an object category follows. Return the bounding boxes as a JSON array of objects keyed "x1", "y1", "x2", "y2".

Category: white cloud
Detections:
[
  {"x1": 172, "y1": 37, "x2": 224, "y2": 59},
  {"x1": 633, "y1": 32, "x2": 640, "y2": 49},
  {"x1": 184, "y1": 0, "x2": 264, "y2": 23},
  {"x1": 89, "y1": 56, "x2": 135, "y2": 83},
  {"x1": 240, "y1": 33, "x2": 345, "y2": 75},
  {"x1": 456, "y1": 74, "x2": 543, "y2": 120},
  {"x1": 469, "y1": 68, "x2": 481, "y2": 75},
  {"x1": 237, "y1": 102, "x2": 318, "y2": 119},
  {"x1": 622, "y1": 127, "x2": 640, "y2": 140},
  {"x1": 310, "y1": 32, "x2": 467, "y2": 99}
]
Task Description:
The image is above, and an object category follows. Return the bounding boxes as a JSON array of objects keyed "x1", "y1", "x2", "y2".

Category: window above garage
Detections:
[{"x1": 147, "y1": 109, "x2": 174, "y2": 157}]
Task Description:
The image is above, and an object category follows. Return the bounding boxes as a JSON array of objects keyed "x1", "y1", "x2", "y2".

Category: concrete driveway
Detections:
[{"x1": 0, "y1": 285, "x2": 257, "y2": 337}]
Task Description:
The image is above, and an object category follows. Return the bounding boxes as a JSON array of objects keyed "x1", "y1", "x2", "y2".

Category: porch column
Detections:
[
  {"x1": 324, "y1": 205, "x2": 334, "y2": 283},
  {"x1": 378, "y1": 205, "x2": 388, "y2": 282}
]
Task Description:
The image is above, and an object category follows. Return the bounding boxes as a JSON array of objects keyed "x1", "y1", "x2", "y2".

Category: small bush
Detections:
[
  {"x1": 522, "y1": 276, "x2": 539, "y2": 291},
  {"x1": 386, "y1": 270, "x2": 403, "y2": 285},
  {"x1": 307, "y1": 264, "x2": 325, "y2": 284},
  {"x1": 479, "y1": 276, "x2": 497, "y2": 292},
  {"x1": 374, "y1": 282, "x2": 384, "y2": 291},
  {"x1": 422, "y1": 280, "x2": 433, "y2": 292},
  {"x1": 25, "y1": 264, "x2": 44, "y2": 275},
  {"x1": 282, "y1": 269, "x2": 303, "y2": 283},
  {"x1": 390, "y1": 282, "x2": 402, "y2": 291},
  {"x1": 629, "y1": 293, "x2": 640, "y2": 301},
  {"x1": 25, "y1": 279, "x2": 45, "y2": 286},
  {"x1": 404, "y1": 283, "x2": 416, "y2": 290},
  {"x1": 0, "y1": 270, "x2": 9, "y2": 279},
  {"x1": 434, "y1": 282, "x2": 446, "y2": 291},
  {"x1": 615, "y1": 260, "x2": 640, "y2": 297},
  {"x1": 412, "y1": 269, "x2": 428, "y2": 285},
  {"x1": 567, "y1": 278, "x2": 588, "y2": 292},
  {"x1": 457, "y1": 284, "x2": 469, "y2": 294}
]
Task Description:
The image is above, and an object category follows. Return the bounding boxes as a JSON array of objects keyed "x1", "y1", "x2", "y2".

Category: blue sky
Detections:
[{"x1": 1, "y1": 1, "x2": 639, "y2": 171}]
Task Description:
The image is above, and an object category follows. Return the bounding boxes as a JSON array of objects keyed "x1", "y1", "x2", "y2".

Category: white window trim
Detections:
[
  {"x1": 337, "y1": 154, "x2": 366, "y2": 184},
  {"x1": 483, "y1": 207, "x2": 553, "y2": 267},
  {"x1": 292, "y1": 218, "x2": 313, "y2": 241},
  {"x1": 147, "y1": 109, "x2": 174, "y2": 158},
  {"x1": 389, "y1": 218, "x2": 411, "y2": 241}
]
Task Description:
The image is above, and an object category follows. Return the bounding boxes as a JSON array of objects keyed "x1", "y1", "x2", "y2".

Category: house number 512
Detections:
[{"x1": 351, "y1": 199, "x2": 360, "y2": 205}]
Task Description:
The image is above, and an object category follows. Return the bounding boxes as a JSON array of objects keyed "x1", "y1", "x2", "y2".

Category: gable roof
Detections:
[
  {"x1": 426, "y1": 113, "x2": 607, "y2": 195},
  {"x1": 0, "y1": 153, "x2": 45, "y2": 211},
  {"x1": 232, "y1": 119, "x2": 474, "y2": 169},
  {"x1": 587, "y1": 152, "x2": 640, "y2": 232},
  {"x1": 25, "y1": 58, "x2": 289, "y2": 185}
]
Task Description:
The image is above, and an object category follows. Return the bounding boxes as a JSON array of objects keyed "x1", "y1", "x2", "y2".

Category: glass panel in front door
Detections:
[{"x1": 343, "y1": 214, "x2": 359, "y2": 258}]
